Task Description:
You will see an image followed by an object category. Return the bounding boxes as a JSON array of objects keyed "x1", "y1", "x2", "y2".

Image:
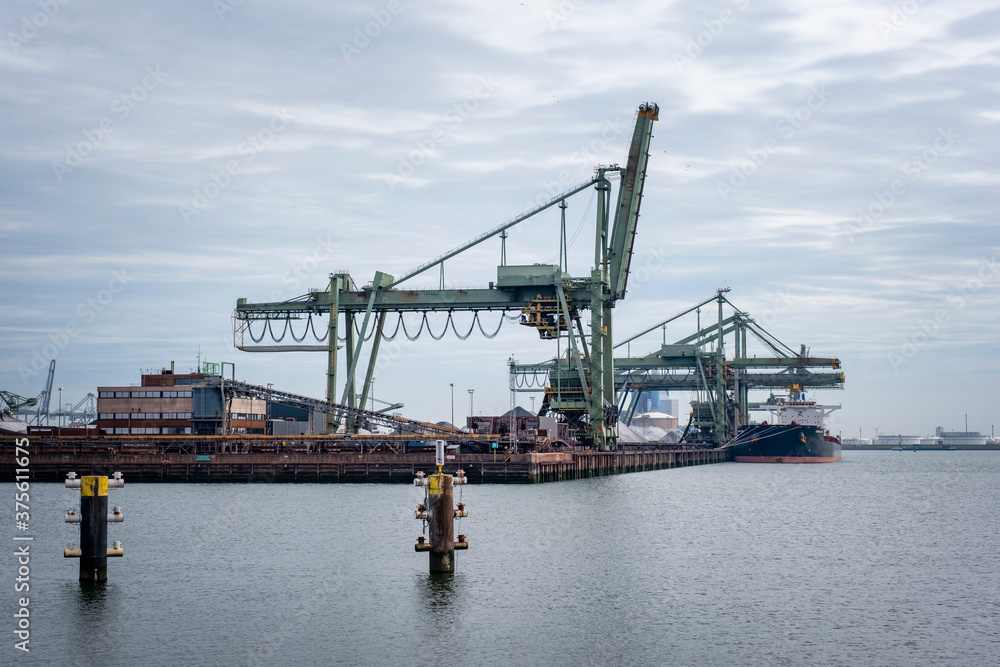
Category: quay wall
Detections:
[{"x1": 1, "y1": 448, "x2": 731, "y2": 484}]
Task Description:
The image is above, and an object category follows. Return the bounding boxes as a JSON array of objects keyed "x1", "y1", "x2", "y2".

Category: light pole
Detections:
[
  {"x1": 467, "y1": 389, "x2": 474, "y2": 423},
  {"x1": 266, "y1": 383, "x2": 273, "y2": 435},
  {"x1": 530, "y1": 396, "x2": 535, "y2": 414},
  {"x1": 220, "y1": 361, "x2": 235, "y2": 437},
  {"x1": 57, "y1": 387, "x2": 63, "y2": 431},
  {"x1": 371, "y1": 377, "x2": 376, "y2": 411},
  {"x1": 449, "y1": 383, "x2": 455, "y2": 426}
]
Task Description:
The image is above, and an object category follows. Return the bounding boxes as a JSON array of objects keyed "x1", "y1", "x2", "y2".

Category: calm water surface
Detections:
[{"x1": 8, "y1": 451, "x2": 999, "y2": 666}]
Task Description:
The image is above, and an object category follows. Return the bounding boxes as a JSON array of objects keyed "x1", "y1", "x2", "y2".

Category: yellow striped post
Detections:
[{"x1": 79, "y1": 476, "x2": 109, "y2": 582}]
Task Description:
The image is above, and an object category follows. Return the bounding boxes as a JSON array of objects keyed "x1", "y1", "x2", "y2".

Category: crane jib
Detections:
[{"x1": 609, "y1": 103, "x2": 658, "y2": 301}]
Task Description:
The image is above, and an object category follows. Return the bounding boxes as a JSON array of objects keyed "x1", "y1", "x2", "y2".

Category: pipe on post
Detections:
[
  {"x1": 427, "y1": 472, "x2": 456, "y2": 573},
  {"x1": 64, "y1": 472, "x2": 125, "y2": 582},
  {"x1": 413, "y1": 446, "x2": 469, "y2": 573}
]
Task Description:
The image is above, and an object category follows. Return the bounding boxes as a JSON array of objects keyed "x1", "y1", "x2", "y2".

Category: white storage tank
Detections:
[{"x1": 874, "y1": 434, "x2": 920, "y2": 446}]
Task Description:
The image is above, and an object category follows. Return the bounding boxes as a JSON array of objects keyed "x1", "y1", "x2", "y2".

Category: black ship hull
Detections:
[{"x1": 731, "y1": 424, "x2": 841, "y2": 463}]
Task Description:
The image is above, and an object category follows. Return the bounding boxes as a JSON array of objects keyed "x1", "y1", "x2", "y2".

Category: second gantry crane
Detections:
[{"x1": 510, "y1": 289, "x2": 845, "y2": 446}]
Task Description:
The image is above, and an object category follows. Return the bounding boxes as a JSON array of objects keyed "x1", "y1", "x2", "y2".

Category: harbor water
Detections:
[{"x1": 8, "y1": 451, "x2": 999, "y2": 666}]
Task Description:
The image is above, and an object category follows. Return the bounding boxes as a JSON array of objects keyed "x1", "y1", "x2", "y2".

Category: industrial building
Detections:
[{"x1": 96, "y1": 363, "x2": 321, "y2": 436}]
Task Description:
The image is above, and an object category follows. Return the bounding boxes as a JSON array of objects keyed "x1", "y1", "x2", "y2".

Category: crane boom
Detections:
[
  {"x1": 36, "y1": 359, "x2": 56, "y2": 424},
  {"x1": 608, "y1": 102, "x2": 658, "y2": 301}
]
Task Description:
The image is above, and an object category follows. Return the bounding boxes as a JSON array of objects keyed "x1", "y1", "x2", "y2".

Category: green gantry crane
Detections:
[
  {"x1": 233, "y1": 102, "x2": 659, "y2": 450},
  {"x1": 511, "y1": 289, "x2": 845, "y2": 446}
]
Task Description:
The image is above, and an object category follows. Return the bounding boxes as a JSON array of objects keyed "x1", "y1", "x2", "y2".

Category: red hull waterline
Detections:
[{"x1": 734, "y1": 455, "x2": 841, "y2": 463}]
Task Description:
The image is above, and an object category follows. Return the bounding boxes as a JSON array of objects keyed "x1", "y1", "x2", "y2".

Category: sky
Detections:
[{"x1": 1, "y1": 0, "x2": 998, "y2": 438}]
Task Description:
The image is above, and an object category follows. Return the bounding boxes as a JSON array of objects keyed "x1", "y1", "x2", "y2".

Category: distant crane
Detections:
[
  {"x1": 1, "y1": 391, "x2": 37, "y2": 417},
  {"x1": 59, "y1": 393, "x2": 99, "y2": 425},
  {"x1": 32, "y1": 359, "x2": 56, "y2": 425}
]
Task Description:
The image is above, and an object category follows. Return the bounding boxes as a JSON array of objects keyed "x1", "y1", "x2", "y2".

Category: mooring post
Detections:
[
  {"x1": 64, "y1": 472, "x2": 125, "y2": 582},
  {"x1": 413, "y1": 441, "x2": 468, "y2": 573}
]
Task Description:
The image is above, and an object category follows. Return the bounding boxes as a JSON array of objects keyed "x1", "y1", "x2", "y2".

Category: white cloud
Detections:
[{"x1": 0, "y1": 0, "x2": 997, "y2": 435}]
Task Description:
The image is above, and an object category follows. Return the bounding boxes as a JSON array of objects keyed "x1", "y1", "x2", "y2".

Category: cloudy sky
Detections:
[{"x1": 1, "y1": 0, "x2": 998, "y2": 438}]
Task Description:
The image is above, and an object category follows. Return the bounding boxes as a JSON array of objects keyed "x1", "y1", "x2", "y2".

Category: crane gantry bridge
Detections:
[{"x1": 234, "y1": 102, "x2": 660, "y2": 450}]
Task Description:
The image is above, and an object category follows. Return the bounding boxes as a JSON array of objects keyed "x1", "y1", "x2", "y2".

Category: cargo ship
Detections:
[{"x1": 728, "y1": 393, "x2": 841, "y2": 463}]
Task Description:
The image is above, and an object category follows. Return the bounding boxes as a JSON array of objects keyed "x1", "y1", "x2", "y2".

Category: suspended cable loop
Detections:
[
  {"x1": 256, "y1": 307, "x2": 517, "y2": 346},
  {"x1": 290, "y1": 318, "x2": 309, "y2": 343},
  {"x1": 477, "y1": 312, "x2": 506, "y2": 339},
  {"x1": 309, "y1": 316, "x2": 328, "y2": 342},
  {"x1": 247, "y1": 320, "x2": 267, "y2": 343},
  {"x1": 268, "y1": 318, "x2": 289, "y2": 343},
  {"x1": 352, "y1": 316, "x2": 379, "y2": 342},
  {"x1": 399, "y1": 313, "x2": 422, "y2": 341},
  {"x1": 450, "y1": 311, "x2": 477, "y2": 341},
  {"x1": 380, "y1": 313, "x2": 405, "y2": 342},
  {"x1": 427, "y1": 313, "x2": 449, "y2": 341}
]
